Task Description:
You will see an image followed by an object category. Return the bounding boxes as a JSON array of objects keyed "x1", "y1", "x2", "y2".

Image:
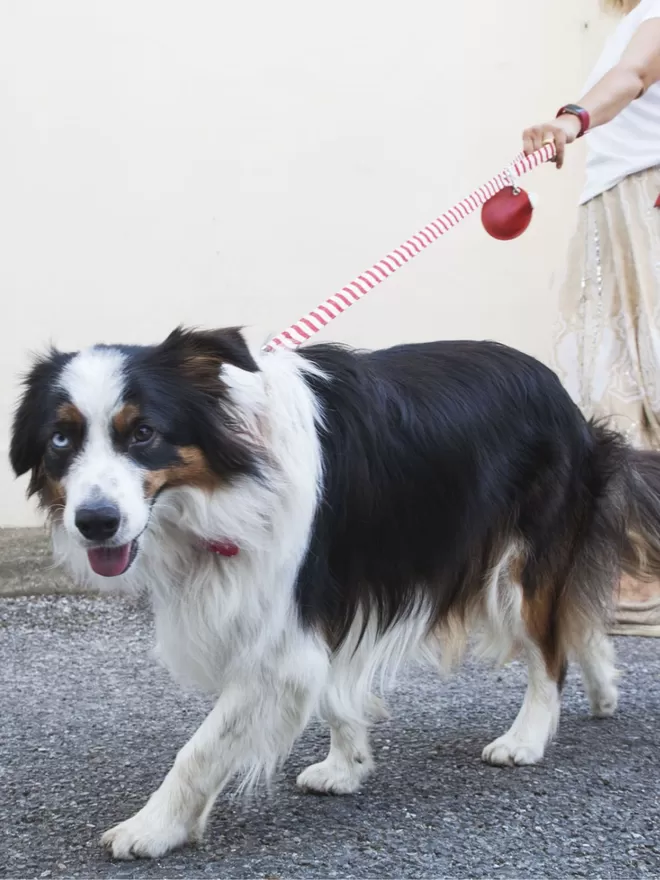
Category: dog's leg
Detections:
[
  {"x1": 296, "y1": 712, "x2": 373, "y2": 795},
  {"x1": 297, "y1": 656, "x2": 382, "y2": 796},
  {"x1": 481, "y1": 640, "x2": 562, "y2": 766},
  {"x1": 101, "y1": 656, "x2": 324, "y2": 859},
  {"x1": 576, "y1": 629, "x2": 619, "y2": 718},
  {"x1": 482, "y1": 583, "x2": 564, "y2": 767},
  {"x1": 364, "y1": 692, "x2": 390, "y2": 722}
]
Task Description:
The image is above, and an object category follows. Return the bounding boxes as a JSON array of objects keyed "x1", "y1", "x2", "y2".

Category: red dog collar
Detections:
[{"x1": 203, "y1": 540, "x2": 240, "y2": 557}]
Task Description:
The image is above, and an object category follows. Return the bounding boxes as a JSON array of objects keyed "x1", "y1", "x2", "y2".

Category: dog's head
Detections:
[{"x1": 10, "y1": 327, "x2": 262, "y2": 578}]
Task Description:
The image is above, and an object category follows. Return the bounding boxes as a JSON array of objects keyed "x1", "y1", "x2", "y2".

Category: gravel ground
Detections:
[{"x1": 2, "y1": 594, "x2": 660, "y2": 880}]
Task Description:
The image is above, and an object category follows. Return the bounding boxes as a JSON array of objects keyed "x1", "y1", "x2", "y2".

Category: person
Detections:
[{"x1": 523, "y1": 0, "x2": 660, "y2": 634}]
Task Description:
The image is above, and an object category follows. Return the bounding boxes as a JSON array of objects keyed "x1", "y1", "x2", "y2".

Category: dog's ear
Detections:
[
  {"x1": 158, "y1": 327, "x2": 259, "y2": 389},
  {"x1": 153, "y1": 327, "x2": 264, "y2": 478},
  {"x1": 10, "y1": 350, "x2": 72, "y2": 491}
]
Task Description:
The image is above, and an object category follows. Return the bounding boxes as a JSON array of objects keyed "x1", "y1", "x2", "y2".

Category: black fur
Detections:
[
  {"x1": 10, "y1": 349, "x2": 75, "y2": 494},
  {"x1": 295, "y1": 340, "x2": 631, "y2": 650},
  {"x1": 11, "y1": 330, "x2": 660, "y2": 666},
  {"x1": 116, "y1": 328, "x2": 262, "y2": 478}
]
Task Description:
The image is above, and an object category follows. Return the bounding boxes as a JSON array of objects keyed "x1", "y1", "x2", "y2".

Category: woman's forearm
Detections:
[
  {"x1": 522, "y1": 18, "x2": 660, "y2": 167},
  {"x1": 580, "y1": 17, "x2": 660, "y2": 130},
  {"x1": 578, "y1": 64, "x2": 646, "y2": 129}
]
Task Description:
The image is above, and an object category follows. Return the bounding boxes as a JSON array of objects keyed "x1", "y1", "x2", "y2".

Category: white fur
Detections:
[
  {"x1": 481, "y1": 637, "x2": 561, "y2": 767},
  {"x1": 576, "y1": 630, "x2": 619, "y2": 718},
  {"x1": 57, "y1": 348, "x2": 151, "y2": 548},
  {"x1": 50, "y1": 345, "x2": 618, "y2": 859},
  {"x1": 56, "y1": 346, "x2": 331, "y2": 857},
  {"x1": 479, "y1": 561, "x2": 560, "y2": 767}
]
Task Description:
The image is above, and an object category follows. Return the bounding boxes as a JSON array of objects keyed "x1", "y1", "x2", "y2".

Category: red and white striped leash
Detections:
[{"x1": 263, "y1": 143, "x2": 557, "y2": 353}]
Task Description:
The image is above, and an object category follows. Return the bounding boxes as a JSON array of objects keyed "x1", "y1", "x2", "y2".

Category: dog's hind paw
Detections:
[{"x1": 589, "y1": 685, "x2": 619, "y2": 718}]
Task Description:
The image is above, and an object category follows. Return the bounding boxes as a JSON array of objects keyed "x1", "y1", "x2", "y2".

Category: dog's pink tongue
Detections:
[{"x1": 87, "y1": 544, "x2": 131, "y2": 578}]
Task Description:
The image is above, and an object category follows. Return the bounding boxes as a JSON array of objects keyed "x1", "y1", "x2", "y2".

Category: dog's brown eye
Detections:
[{"x1": 131, "y1": 424, "x2": 155, "y2": 445}]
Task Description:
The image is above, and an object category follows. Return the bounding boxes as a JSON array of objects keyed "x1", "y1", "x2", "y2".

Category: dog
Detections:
[{"x1": 9, "y1": 326, "x2": 660, "y2": 859}]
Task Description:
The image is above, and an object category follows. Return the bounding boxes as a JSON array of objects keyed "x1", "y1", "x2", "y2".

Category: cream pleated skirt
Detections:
[{"x1": 552, "y1": 164, "x2": 660, "y2": 633}]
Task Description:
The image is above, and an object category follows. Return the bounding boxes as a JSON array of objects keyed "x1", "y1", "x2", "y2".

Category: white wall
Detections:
[{"x1": 0, "y1": 0, "x2": 610, "y2": 525}]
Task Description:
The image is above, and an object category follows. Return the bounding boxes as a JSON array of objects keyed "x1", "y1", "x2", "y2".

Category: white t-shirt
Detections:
[{"x1": 580, "y1": 0, "x2": 660, "y2": 204}]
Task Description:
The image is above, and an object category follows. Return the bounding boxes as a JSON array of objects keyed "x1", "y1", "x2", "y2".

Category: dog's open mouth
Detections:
[{"x1": 87, "y1": 540, "x2": 138, "y2": 578}]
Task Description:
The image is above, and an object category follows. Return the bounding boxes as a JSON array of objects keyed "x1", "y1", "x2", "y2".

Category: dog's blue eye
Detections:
[
  {"x1": 132, "y1": 424, "x2": 155, "y2": 445},
  {"x1": 51, "y1": 432, "x2": 70, "y2": 450}
]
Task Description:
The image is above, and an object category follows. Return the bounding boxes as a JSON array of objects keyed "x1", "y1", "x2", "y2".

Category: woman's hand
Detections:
[{"x1": 522, "y1": 114, "x2": 582, "y2": 169}]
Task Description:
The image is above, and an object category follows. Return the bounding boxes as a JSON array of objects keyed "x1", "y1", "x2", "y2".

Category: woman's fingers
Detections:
[
  {"x1": 524, "y1": 114, "x2": 583, "y2": 168},
  {"x1": 523, "y1": 129, "x2": 536, "y2": 156},
  {"x1": 523, "y1": 125, "x2": 547, "y2": 155},
  {"x1": 552, "y1": 128, "x2": 568, "y2": 169},
  {"x1": 523, "y1": 120, "x2": 579, "y2": 170}
]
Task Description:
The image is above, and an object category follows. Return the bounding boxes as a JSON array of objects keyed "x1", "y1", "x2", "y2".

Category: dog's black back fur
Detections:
[{"x1": 296, "y1": 341, "x2": 629, "y2": 649}]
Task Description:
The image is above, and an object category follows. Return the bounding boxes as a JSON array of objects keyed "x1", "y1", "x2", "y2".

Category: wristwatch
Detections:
[{"x1": 556, "y1": 104, "x2": 590, "y2": 138}]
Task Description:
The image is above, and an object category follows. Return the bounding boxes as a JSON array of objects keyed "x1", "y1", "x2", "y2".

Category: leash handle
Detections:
[{"x1": 263, "y1": 144, "x2": 557, "y2": 353}]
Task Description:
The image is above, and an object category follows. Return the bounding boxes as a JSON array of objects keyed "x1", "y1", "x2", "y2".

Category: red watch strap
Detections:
[{"x1": 556, "y1": 104, "x2": 590, "y2": 138}]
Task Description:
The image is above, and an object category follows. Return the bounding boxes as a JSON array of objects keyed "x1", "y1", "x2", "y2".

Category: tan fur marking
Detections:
[
  {"x1": 143, "y1": 470, "x2": 168, "y2": 500},
  {"x1": 508, "y1": 550, "x2": 566, "y2": 681},
  {"x1": 182, "y1": 354, "x2": 221, "y2": 376},
  {"x1": 521, "y1": 586, "x2": 565, "y2": 681},
  {"x1": 179, "y1": 355, "x2": 226, "y2": 395},
  {"x1": 56, "y1": 402, "x2": 84, "y2": 427},
  {"x1": 143, "y1": 446, "x2": 221, "y2": 498},
  {"x1": 42, "y1": 474, "x2": 66, "y2": 516},
  {"x1": 509, "y1": 552, "x2": 525, "y2": 586},
  {"x1": 112, "y1": 404, "x2": 141, "y2": 436}
]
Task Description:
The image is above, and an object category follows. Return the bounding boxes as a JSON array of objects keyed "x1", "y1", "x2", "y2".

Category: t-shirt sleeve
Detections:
[{"x1": 641, "y1": 0, "x2": 660, "y2": 22}]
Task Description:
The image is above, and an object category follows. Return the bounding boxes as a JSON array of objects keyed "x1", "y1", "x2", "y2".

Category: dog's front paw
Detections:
[
  {"x1": 297, "y1": 753, "x2": 372, "y2": 795},
  {"x1": 481, "y1": 734, "x2": 544, "y2": 767},
  {"x1": 101, "y1": 809, "x2": 191, "y2": 860}
]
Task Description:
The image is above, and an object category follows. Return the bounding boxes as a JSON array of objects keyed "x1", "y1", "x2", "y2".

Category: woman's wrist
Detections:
[{"x1": 556, "y1": 105, "x2": 590, "y2": 137}]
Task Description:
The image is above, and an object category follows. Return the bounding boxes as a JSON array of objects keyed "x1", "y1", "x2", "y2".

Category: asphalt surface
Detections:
[{"x1": 2, "y1": 594, "x2": 660, "y2": 880}]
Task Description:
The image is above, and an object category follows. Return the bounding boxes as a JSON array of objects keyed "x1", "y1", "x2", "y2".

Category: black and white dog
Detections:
[{"x1": 10, "y1": 326, "x2": 660, "y2": 859}]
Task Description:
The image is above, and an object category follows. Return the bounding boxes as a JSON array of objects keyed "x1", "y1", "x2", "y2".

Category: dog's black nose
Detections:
[{"x1": 75, "y1": 502, "x2": 121, "y2": 541}]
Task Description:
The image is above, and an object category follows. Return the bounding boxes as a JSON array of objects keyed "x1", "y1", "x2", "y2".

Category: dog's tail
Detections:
[{"x1": 622, "y1": 448, "x2": 660, "y2": 582}]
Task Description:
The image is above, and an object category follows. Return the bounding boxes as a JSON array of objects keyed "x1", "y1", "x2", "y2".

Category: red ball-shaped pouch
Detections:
[{"x1": 481, "y1": 185, "x2": 537, "y2": 241}]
